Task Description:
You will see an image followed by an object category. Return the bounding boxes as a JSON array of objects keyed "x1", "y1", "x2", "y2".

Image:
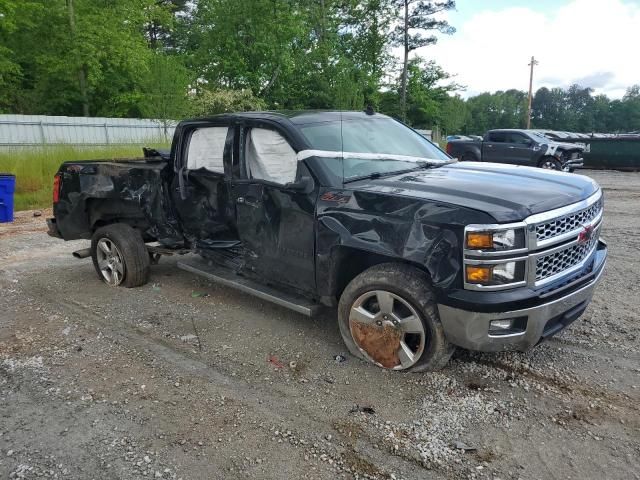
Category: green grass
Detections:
[{"x1": 0, "y1": 145, "x2": 167, "y2": 211}]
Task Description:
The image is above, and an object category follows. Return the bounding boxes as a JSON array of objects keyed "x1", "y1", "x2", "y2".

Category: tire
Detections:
[
  {"x1": 91, "y1": 223, "x2": 150, "y2": 288},
  {"x1": 538, "y1": 157, "x2": 562, "y2": 170},
  {"x1": 461, "y1": 152, "x2": 478, "y2": 162},
  {"x1": 337, "y1": 263, "x2": 454, "y2": 372}
]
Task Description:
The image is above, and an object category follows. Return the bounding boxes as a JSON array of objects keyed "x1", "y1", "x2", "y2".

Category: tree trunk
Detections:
[
  {"x1": 78, "y1": 65, "x2": 90, "y2": 117},
  {"x1": 67, "y1": 0, "x2": 90, "y2": 116},
  {"x1": 400, "y1": 0, "x2": 409, "y2": 122}
]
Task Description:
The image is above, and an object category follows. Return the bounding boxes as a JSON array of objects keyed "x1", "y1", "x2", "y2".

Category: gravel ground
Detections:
[{"x1": 0, "y1": 170, "x2": 638, "y2": 480}]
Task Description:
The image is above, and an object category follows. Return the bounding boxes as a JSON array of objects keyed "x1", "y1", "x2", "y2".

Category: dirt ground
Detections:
[{"x1": 0, "y1": 170, "x2": 638, "y2": 480}]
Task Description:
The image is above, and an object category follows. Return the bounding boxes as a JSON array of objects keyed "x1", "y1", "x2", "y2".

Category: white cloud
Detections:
[{"x1": 419, "y1": 0, "x2": 640, "y2": 98}]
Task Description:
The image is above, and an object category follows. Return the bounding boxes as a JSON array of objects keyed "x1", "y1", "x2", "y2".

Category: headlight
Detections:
[
  {"x1": 465, "y1": 228, "x2": 525, "y2": 251},
  {"x1": 465, "y1": 260, "x2": 526, "y2": 287}
]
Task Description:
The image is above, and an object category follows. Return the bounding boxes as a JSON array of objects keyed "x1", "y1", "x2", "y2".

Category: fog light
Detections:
[
  {"x1": 489, "y1": 319, "x2": 514, "y2": 332},
  {"x1": 488, "y1": 317, "x2": 528, "y2": 336}
]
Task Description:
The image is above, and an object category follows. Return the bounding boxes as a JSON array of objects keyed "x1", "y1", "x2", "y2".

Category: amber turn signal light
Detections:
[
  {"x1": 466, "y1": 232, "x2": 493, "y2": 249},
  {"x1": 466, "y1": 265, "x2": 492, "y2": 283}
]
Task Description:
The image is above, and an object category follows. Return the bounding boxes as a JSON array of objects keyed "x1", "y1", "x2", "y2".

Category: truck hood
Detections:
[
  {"x1": 348, "y1": 162, "x2": 599, "y2": 222},
  {"x1": 546, "y1": 140, "x2": 585, "y2": 151}
]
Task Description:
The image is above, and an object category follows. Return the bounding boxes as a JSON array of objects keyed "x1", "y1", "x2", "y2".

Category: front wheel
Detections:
[
  {"x1": 91, "y1": 223, "x2": 150, "y2": 288},
  {"x1": 337, "y1": 263, "x2": 454, "y2": 371},
  {"x1": 539, "y1": 157, "x2": 562, "y2": 170}
]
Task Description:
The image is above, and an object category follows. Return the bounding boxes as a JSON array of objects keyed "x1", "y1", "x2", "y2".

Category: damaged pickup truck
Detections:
[{"x1": 48, "y1": 111, "x2": 607, "y2": 371}]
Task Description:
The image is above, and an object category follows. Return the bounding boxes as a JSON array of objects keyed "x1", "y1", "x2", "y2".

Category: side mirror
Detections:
[{"x1": 283, "y1": 176, "x2": 314, "y2": 194}]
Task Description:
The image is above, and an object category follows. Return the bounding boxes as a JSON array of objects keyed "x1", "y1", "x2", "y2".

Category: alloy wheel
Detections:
[
  {"x1": 95, "y1": 238, "x2": 125, "y2": 286},
  {"x1": 348, "y1": 290, "x2": 426, "y2": 370}
]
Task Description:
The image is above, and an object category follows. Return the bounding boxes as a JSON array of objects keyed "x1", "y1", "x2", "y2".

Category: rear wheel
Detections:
[
  {"x1": 91, "y1": 223, "x2": 150, "y2": 288},
  {"x1": 338, "y1": 263, "x2": 454, "y2": 372},
  {"x1": 539, "y1": 157, "x2": 562, "y2": 170},
  {"x1": 461, "y1": 152, "x2": 477, "y2": 162}
]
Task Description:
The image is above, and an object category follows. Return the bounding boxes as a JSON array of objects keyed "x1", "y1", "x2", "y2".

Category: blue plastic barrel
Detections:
[{"x1": 0, "y1": 174, "x2": 16, "y2": 223}]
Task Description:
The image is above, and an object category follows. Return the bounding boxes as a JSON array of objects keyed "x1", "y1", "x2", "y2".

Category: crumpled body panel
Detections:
[
  {"x1": 54, "y1": 160, "x2": 183, "y2": 245},
  {"x1": 315, "y1": 188, "x2": 497, "y2": 294}
]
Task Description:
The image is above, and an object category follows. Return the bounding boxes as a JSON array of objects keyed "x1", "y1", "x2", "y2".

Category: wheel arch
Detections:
[
  {"x1": 321, "y1": 245, "x2": 434, "y2": 304},
  {"x1": 87, "y1": 198, "x2": 151, "y2": 237},
  {"x1": 461, "y1": 149, "x2": 480, "y2": 161}
]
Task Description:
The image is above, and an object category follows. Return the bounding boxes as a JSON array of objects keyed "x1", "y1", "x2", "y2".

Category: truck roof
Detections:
[{"x1": 181, "y1": 110, "x2": 391, "y2": 126}]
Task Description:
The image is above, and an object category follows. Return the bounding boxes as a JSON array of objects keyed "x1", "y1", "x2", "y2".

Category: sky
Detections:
[{"x1": 420, "y1": 0, "x2": 640, "y2": 99}]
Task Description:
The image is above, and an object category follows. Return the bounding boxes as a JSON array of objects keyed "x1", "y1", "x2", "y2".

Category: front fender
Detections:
[{"x1": 315, "y1": 189, "x2": 497, "y2": 295}]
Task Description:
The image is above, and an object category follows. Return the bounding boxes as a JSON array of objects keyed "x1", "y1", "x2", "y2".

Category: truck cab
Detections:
[{"x1": 49, "y1": 111, "x2": 607, "y2": 372}]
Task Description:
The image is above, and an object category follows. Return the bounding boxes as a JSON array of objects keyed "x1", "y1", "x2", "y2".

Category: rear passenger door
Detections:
[
  {"x1": 170, "y1": 121, "x2": 238, "y2": 249},
  {"x1": 482, "y1": 131, "x2": 509, "y2": 163}
]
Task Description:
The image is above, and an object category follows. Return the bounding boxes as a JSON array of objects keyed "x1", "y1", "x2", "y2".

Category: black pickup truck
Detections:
[
  {"x1": 48, "y1": 111, "x2": 607, "y2": 371},
  {"x1": 446, "y1": 129, "x2": 585, "y2": 171}
]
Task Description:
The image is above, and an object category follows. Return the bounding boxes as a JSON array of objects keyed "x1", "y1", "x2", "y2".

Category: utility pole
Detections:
[
  {"x1": 66, "y1": 0, "x2": 90, "y2": 117},
  {"x1": 527, "y1": 56, "x2": 539, "y2": 129},
  {"x1": 400, "y1": 0, "x2": 409, "y2": 122}
]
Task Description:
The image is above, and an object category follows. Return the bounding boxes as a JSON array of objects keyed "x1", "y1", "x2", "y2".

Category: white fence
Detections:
[{"x1": 0, "y1": 115, "x2": 177, "y2": 147}]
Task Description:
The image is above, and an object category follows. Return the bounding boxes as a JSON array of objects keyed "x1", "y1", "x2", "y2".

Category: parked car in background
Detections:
[
  {"x1": 446, "y1": 129, "x2": 585, "y2": 171},
  {"x1": 446, "y1": 134, "x2": 472, "y2": 142}
]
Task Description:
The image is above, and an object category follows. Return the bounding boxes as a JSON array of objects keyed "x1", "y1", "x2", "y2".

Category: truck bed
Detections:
[{"x1": 51, "y1": 157, "x2": 183, "y2": 245}]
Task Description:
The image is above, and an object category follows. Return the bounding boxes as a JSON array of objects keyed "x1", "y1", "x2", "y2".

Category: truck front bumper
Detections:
[
  {"x1": 562, "y1": 157, "x2": 584, "y2": 170},
  {"x1": 437, "y1": 240, "x2": 607, "y2": 352}
]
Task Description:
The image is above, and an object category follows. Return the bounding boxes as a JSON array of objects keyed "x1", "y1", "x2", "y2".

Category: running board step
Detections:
[{"x1": 177, "y1": 257, "x2": 321, "y2": 317}]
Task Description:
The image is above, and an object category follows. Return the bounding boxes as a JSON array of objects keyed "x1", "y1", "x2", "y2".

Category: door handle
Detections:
[
  {"x1": 508, "y1": 146, "x2": 516, "y2": 149},
  {"x1": 486, "y1": 144, "x2": 493, "y2": 148},
  {"x1": 237, "y1": 196, "x2": 245, "y2": 204}
]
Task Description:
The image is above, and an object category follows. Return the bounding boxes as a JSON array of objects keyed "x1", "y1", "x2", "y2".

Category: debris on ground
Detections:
[
  {"x1": 350, "y1": 405, "x2": 376, "y2": 415},
  {"x1": 452, "y1": 441, "x2": 476, "y2": 452},
  {"x1": 334, "y1": 354, "x2": 347, "y2": 363},
  {"x1": 268, "y1": 355, "x2": 285, "y2": 369}
]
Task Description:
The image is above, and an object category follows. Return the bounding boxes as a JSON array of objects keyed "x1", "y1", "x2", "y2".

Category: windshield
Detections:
[{"x1": 297, "y1": 116, "x2": 451, "y2": 181}]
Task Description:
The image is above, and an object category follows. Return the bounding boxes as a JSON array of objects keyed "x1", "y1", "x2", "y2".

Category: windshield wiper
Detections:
[{"x1": 343, "y1": 161, "x2": 434, "y2": 184}]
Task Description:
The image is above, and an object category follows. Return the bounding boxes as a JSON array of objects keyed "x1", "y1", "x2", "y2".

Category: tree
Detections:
[
  {"x1": 2, "y1": 0, "x2": 179, "y2": 116},
  {"x1": 378, "y1": 58, "x2": 459, "y2": 128},
  {"x1": 439, "y1": 94, "x2": 469, "y2": 134},
  {"x1": 138, "y1": 54, "x2": 192, "y2": 130},
  {"x1": 190, "y1": 88, "x2": 266, "y2": 117},
  {"x1": 532, "y1": 87, "x2": 569, "y2": 130},
  {"x1": 622, "y1": 85, "x2": 640, "y2": 131},
  {"x1": 564, "y1": 84, "x2": 594, "y2": 132},
  {"x1": 390, "y1": 0, "x2": 455, "y2": 121}
]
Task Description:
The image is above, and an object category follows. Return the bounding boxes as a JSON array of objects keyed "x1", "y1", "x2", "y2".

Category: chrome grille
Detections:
[
  {"x1": 535, "y1": 199, "x2": 602, "y2": 242},
  {"x1": 535, "y1": 234, "x2": 598, "y2": 281}
]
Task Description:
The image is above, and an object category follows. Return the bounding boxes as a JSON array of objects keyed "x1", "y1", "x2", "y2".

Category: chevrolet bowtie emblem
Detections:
[{"x1": 577, "y1": 224, "x2": 594, "y2": 244}]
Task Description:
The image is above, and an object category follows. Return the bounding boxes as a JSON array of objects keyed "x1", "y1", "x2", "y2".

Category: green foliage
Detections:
[
  {"x1": 530, "y1": 84, "x2": 640, "y2": 133},
  {"x1": 2, "y1": 0, "x2": 175, "y2": 116},
  {"x1": 190, "y1": 88, "x2": 267, "y2": 117},
  {"x1": 389, "y1": 0, "x2": 456, "y2": 120},
  {"x1": 379, "y1": 58, "x2": 460, "y2": 128},
  {"x1": 139, "y1": 54, "x2": 193, "y2": 121},
  {"x1": 3, "y1": 0, "x2": 640, "y2": 138}
]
